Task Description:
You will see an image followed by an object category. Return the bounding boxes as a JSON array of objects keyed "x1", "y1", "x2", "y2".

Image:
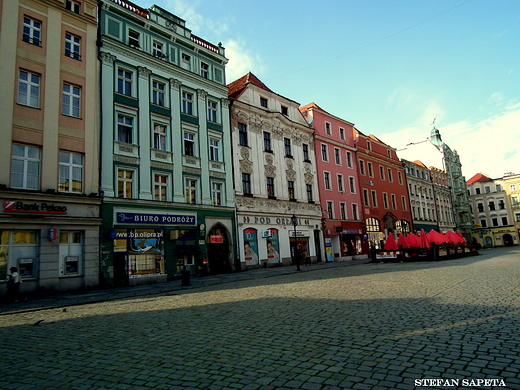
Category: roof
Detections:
[
  {"x1": 299, "y1": 102, "x2": 330, "y2": 114},
  {"x1": 227, "y1": 72, "x2": 273, "y2": 100},
  {"x1": 412, "y1": 160, "x2": 427, "y2": 168},
  {"x1": 466, "y1": 173, "x2": 492, "y2": 185}
]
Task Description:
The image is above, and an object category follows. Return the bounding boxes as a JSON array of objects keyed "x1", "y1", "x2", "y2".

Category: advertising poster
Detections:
[
  {"x1": 325, "y1": 237, "x2": 333, "y2": 262},
  {"x1": 243, "y1": 228, "x2": 259, "y2": 265},
  {"x1": 266, "y1": 229, "x2": 280, "y2": 263}
]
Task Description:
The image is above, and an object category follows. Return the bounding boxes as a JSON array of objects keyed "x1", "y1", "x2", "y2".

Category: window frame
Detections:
[
  {"x1": 117, "y1": 167, "x2": 135, "y2": 199},
  {"x1": 152, "y1": 80, "x2": 166, "y2": 106},
  {"x1": 212, "y1": 182, "x2": 223, "y2": 206},
  {"x1": 116, "y1": 114, "x2": 134, "y2": 144},
  {"x1": 207, "y1": 99, "x2": 218, "y2": 123},
  {"x1": 263, "y1": 132, "x2": 272, "y2": 152},
  {"x1": 22, "y1": 16, "x2": 42, "y2": 46},
  {"x1": 116, "y1": 67, "x2": 134, "y2": 97},
  {"x1": 185, "y1": 178, "x2": 198, "y2": 204},
  {"x1": 17, "y1": 70, "x2": 40, "y2": 108},
  {"x1": 62, "y1": 83, "x2": 81, "y2": 118},
  {"x1": 59, "y1": 151, "x2": 84, "y2": 193},
  {"x1": 337, "y1": 174, "x2": 344, "y2": 192},
  {"x1": 153, "y1": 173, "x2": 169, "y2": 201},
  {"x1": 324, "y1": 172, "x2": 331, "y2": 190},
  {"x1": 65, "y1": 32, "x2": 81, "y2": 60},
  {"x1": 182, "y1": 90, "x2": 194, "y2": 115},
  {"x1": 10, "y1": 144, "x2": 41, "y2": 190},
  {"x1": 266, "y1": 177, "x2": 275, "y2": 198},
  {"x1": 209, "y1": 138, "x2": 220, "y2": 162},
  {"x1": 238, "y1": 123, "x2": 248, "y2": 147},
  {"x1": 183, "y1": 132, "x2": 195, "y2": 157},
  {"x1": 284, "y1": 138, "x2": 292, "y2": 157},
  {"x1": 242, "y1": 173, "x2": 252, "y2": 195}
]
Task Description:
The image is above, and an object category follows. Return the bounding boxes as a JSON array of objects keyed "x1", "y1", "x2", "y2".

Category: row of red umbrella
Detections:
[{"x1": 383, "y1": 229, "x2": 466, "y2": 250}]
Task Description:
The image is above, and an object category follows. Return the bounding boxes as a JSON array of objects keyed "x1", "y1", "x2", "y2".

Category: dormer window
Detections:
[
  {"x1": 281, "y1": 105, "x2": 288, "y2": 116},
  {"x1": 66, "y1": 0, "x2": 80, "y2": 14},
  {"x1": 260, "y1": 97, "x2": 268, "y2": 108}
]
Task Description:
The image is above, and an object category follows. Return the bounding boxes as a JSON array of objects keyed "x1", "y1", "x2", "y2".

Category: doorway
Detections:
[{"x1": 207, "y1": 223, "x2": 232, "y2": 274}]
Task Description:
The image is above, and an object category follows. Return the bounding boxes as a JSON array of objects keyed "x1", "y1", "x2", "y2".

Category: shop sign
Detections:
[
  {"x1": 4, "y1": 200, "x2": 67, "y2": 214},
  {"x1": 210, "y1": 235, "x2": 223, "y2": 243},
  {"x1": 116, "y1": 212, "x2": 196, "y2": 225},
  {"x1": 289, "y1": 231, "x2": 308, "y2": 238},
  {"x1": 340, "y1": 229, "x2": 360, "y2": 235}
]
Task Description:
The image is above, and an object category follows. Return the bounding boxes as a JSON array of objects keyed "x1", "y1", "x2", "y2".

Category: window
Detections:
[
  {"x1": 66, "y1": 0, "x2": 80, "y2": 13},
  {"x1": 153, "y1": 124, "x2": 166, "y2": 150},
  {"x1": 153, "y1": 174, "x2": 168, "y2": 201},
  {"x1": 492, "y1": 218, "x2": 498, "y2": 227},
  {"x1": 281, "y1": 106, "x2": 288, "y2": 116},
  {"x1": 401, "y1": 196, "x2": 407, "y2": 211},
  {"x1": 325, "y1": 122, "x2": 332, "y2": 135},
  {"x1": 391, "y1": 194, "x2": 397, "y2": 210},
  {"x1": 59, "y1": 231, "x2": 82, "y2": 276},
  {"x1": 185, "y1": 179, "x2": 197, "y2": 204},
  {"x1": 383, "y1": 193, "x2": 389, "y2": 209},
  {"x1": 371, "y1": 190, "x2": 378, "y2": 207},
  {"x1": 207, "y1": 100, "x2": 218, "y2": 122},
  {"x1": 387, "y1": 168, "x2": 393, "y2": 182},
  {"x1": 346, "y1": 151, "x2": 352, "y2": 168},
  {"x1": 498, "y1": 200, "x2": 505, "y2": 210},
  {"x1": 260, "y1": 97, "x2": 268, "y2": 108},
  {"x1": 65, "y1": 33, "x2": 81, "y2": 60},
  {"x1": 481, "y1": 219, "x2": 487, "y2": 228},
  {"x1": 184, "y1": 133, "x2": 195, "y2": 156},
  {"x1": 117, "y1": 169, "x2": 134, "y2": 198},
  {"x1": 398, "y1": 171, "x2": 403, "y2": 185},
  {"x1": 363, "y1": 189, "x2": 370, "y2": 207},
  {"x1": 339, "y1": 128, "x2": 345, "y2": 140},
  {"x1": 475, "y1": 188, "x2": 481, "y2": 195},
  {"x1": 306, "y1": 184, "x2": 313, "y2": 202},
  {"x1": 368, "y1": 162, "x2": 374, "y2": 177},
  {"x1": 181, "y1": 53, "x2": 191, "y2": 70},
  {"x1": 284, "y1": 138, "x2": 292, "y2": 157},
  {"x1": 22, "y1": 16, "x2": 41, "y2": 46},
  {"x1": 324, "y1": 172, "x2": 331, "y2": 190},
  {"x1": 267, "y1": 177, "x2": 275, "y2": 198},
  {"x1": 128, "y1": 30, "x2": 140, "y2": 48},
  {"x1": 212, "y1": 182, "x2": 222, "y2": 205},
  {"x1": 18, "y1": 70, "x2": 40, "y2": 108},
  {"x1": 379, "y1": 166, "x2": 385, "y2": 181},
  {"x1": 337, "y1": 174, "x2": 344, "y2": 192},
  {"x1": 238, "y1": 123, "x2": 248, "y2": 146},
  {"x1": 501, "y1": 216, "x2": 508, "y2": 226},
  {"x1": 59, "y1": 152, "x2": 83, "y2": 193},
  {"x1": 335, "y1": 148, "x2": 341, "y2": 165},
  {"x1": 488, "y1": 201, "x2": 496, "y2": 211},
  {"x1": 288, "y1": 181, "x2": 295, "y2": 200},
  {"x1": 512, "y1": 196, "x2": 519, "y2": 206},
  {"x1": 152, "y1": 81, "x2": 165, "y2": 106},
  {"x1": 366, "y1": 217, "x2": 380, "y2": 232},
  {"x1": 152, "y1": 41, "x2": 163, "y2": 57},
  {"x1": 327, "y1": 201, "x2": 334, "y2": 219},
  {"x1": 263, "y1": 132, "x2": 272, "y2": 152},
  {"x1": 387, "y1": 150, "x2": 392, "y2": 158},
  {"x1": 62, "y1": 83, "x2": 81, "y2": 118},
  {"x1": 352, "y1": 204, "x2": 359, "y2": 220},
  {"x1": 359, "y1": 160, "x2": 365, "y2": 175},
  {"x1": 510, "y1": 184, "x2": 516, "y2": 192},
  {"x1": 182, "y1": 91, "x2": 193, "y2": 115},
  {"x1": 321, "y1": 144, "x2": 328, "y2": 161},
  {"x1": 516, "y1": 213, "x2": 520, "y2": 223},
  {"x1": 11, "y1": 144, "x2": 40, "y2": 190},
  {"x1": 201, "y1": 62, "x2": 209, "y2": 78},
  {"x1": 340, "y1": 203, "x2": 347, "y2": 220},
  {"x1": 242, "y1": 173, "x2": 251, "y2": 195},
  {"x1": 366, "y1": 141, "x2": 371, "y2": 150},
  {"x1": 117, "y1": 69, "x2": 133, "y2": 96},
  {"x1": 349, "y1": 177, "x2": 356, "y2": 194},
  {"x1": 477, "y1": 203, "x2": 484, "y2": 212},
  {"x1": 303, "y1": 144, "x2": 309, "y2": 161},
  {"x1": 485, "y1": 186, "x2": 491, "y2": 193},
  {"x1": 117, "y1": 115, "x2": 133, "y2": 144},
  {"x1": 210, "y1": 139, "x2": 219, "y2": 161}
]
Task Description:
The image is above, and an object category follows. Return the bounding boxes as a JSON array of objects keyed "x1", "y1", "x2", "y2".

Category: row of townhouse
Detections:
[{"x1": 0, "y1": 0, "x2": 472, "y2": 295}]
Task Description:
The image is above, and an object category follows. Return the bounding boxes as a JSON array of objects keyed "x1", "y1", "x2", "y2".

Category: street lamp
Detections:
[{"x1": 291, "y1": 214, "x2": 301, "y2": 271}]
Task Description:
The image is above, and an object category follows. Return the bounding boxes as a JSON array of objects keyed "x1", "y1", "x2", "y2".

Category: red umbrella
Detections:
[
  {"x1": 384, "y1": 233, "x2": 398, "y2": 250},
  {"x1": 445, "y1": 230, "x2": 463, "y2": 244},
  {"x1": 456, "y1": 231, "x2": 466, "y2": 244},
  {"x1": 397, "y1": 233, "x2": 410, "y2": 249},
  {"x1": 406, "y1": 232, "x2": 422, "y2": 247},
  {"x1": 419, "y1": 230, "x2": 431, "y2": 249},
  {"x1": 427, "y1": 229, "x2": 446, "y2": 245}
]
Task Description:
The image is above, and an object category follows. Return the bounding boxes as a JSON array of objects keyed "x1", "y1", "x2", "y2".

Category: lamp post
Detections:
[{"x1": 291, "y1": 214, "x2": 301, "y2": 271}]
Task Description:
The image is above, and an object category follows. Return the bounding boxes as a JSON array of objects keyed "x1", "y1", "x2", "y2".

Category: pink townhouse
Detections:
[{"x1": 300, "y1": 103, "x2": 366, "y2": 260}]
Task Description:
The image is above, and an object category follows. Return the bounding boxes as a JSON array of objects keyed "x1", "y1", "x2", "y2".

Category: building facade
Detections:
[
  {"x1": 398, "y1": 126, "x2": 472, "y2": 238},
  {"x1": 98, "y1": 0, "x2": 235, "y2": 286},
  {"x1": 228, "y1": 73, "x2": 323, "y2": 268},
  {"x1": 430, "y1": 166, "x2": 456, "y2": 232},
  {"x1": 502, "y1": 172, "x2": 520, "y2": 239},
  {"x1": 0, "y1": 0, "x2": 101, "y2": 294},
  {"x1": 355, "y1": 132, "x2": 412, "y2": 248},
  {"x1": 300, "y1": 103, "x2": 366, "y2": 261},
  {"x1": 467, "y1": 173, "x2": 518, "y2": 247}
]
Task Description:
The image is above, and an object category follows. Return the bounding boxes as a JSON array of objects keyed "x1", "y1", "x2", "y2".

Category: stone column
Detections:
[
  {"x1": 137, "y1": 66, "x2": 152, "y2": 200},
  {"x1": 170, "y1": 78, "x2": 184, "y2": 203}
]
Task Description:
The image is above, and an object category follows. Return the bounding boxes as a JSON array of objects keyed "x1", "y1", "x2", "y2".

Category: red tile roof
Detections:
[
  {"x1": 466, "y1": 173, "x2": 492, "y2": 184},
  {"x1": 227, "y1": 72, "x2": 273, "y2": 100}
]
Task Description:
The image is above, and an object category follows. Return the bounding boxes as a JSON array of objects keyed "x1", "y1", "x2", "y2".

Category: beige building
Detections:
[
  {"x1": 0, "y1": 0, "x2": 101, "y2": 295},
  {"x1": 502, "y1": 172, "x2": 520, "y2": 239}
]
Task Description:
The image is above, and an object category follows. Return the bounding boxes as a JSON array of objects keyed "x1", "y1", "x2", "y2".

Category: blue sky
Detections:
[{"x1": 142, "y1": 0, "x2": 520, "y2": 179}]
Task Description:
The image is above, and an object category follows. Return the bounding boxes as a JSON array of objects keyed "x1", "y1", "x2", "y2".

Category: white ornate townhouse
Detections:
[
  {"x1": 467, "y1": 173, "x2": 518, "y2": 247},
  {"x1": 0, "y1": 0, "x2": 101, "y2": 295},
  {"x1": 398, "y1": 126, "x2": 472, "y2": 238},
  {"x1": 228, "y1": 73, "x2": 323, "y2": 268},
  {"x1": 98, "y1": 0, "x2": 235, "y2": 286}
]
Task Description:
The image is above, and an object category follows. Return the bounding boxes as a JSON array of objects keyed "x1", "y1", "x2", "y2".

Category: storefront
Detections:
[
  {"x1": 101, "y1": 201, "x2": 235, "y2": 286},
  {"x1": 323, "y1": 221, "x2": 366, "y2": 261},
  {"x1": 471, "y1": 227, "x2": 518, "y2": 248},
  {"x1": 1, "y1": 192, "x2": 102, "y2": 295}
]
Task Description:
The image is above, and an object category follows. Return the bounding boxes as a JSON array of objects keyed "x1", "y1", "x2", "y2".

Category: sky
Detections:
[{"x1": 140, "y1": 0, "x2": 520, "y2": 180}]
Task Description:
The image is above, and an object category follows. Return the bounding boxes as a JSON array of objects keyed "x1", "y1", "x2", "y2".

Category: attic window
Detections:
[
  {"x1": 260, "y1": 97, "x2": 268, "y2": 108},
  {"x1": 281, "y1": 105, "x2": 288, "y2": 115},
  {"x1": 66, "y1": 0, "x2": 80, "y2": 14}
]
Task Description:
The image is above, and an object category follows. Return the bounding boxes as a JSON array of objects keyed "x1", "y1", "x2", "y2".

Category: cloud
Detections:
[{"x1": 224, "y1": 39, "x2": 267, "y2": 83}]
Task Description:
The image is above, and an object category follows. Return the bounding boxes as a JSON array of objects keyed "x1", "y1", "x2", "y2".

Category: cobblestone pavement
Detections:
[{"x1": 1, "y1": 247, "x2": 520, "y2": 390}]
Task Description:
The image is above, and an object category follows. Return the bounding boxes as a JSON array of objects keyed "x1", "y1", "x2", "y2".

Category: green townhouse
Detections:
[{"x1": 98, "y1": 0, "x2": 235, "y2": 287}]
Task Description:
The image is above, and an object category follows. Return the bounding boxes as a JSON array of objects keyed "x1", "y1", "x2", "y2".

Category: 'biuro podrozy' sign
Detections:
[{"x1": 116, "y1": 212, "x2": 196, "y2": 225}]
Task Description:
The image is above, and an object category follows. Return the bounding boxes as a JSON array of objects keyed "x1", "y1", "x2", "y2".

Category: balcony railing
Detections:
[
  {"x1": 110, "y1": 0, "x2": 149, "y2": 18},
  {"x1": 190, "y1": 34, "x2": 219, "y2": 53}
]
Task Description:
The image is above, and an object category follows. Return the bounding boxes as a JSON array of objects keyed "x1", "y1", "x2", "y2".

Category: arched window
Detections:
[{"x1": 365, "y1": 217, "x2": 380, "y2": 232}]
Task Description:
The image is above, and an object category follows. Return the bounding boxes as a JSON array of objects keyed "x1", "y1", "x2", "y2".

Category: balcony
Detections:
[
  {"x1": 151, "y1": 149, "x2": 172, "y2": 164},
  {"x1": 114, "y1": 141, "x2": 139, "y2": 158}
]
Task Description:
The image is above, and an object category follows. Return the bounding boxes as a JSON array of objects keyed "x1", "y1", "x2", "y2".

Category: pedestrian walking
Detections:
[{"x1": 6, "y1": 267, "x2": 22, "y2": 303}]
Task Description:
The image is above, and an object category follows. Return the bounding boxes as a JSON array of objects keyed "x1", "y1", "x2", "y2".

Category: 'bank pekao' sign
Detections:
[
  {"x1": 4, "y1": 200, "x2": 68, "y2": 214},
  {"x1": 116, "y1": 212, "x2": 196, "y2": 225}
]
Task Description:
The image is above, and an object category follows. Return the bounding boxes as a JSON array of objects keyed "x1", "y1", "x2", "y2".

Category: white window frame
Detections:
[
  {"x1": 325, "y1": 122, "x2": 332, "y2": 135},
  {"x1": 210, "y1": 138, "x2": 220, "y2": 162},
  {"x1": 371, "y1": 190, "x2": 378, "y2": 207},
  {"x1": 184, "y1": 132, "x2": 195, "y2": 156},
  {"x1": 116, "y1": 66, "x2": 134, "y2": 97},
  {"x1": 324, "y1": 171, "x2": 331, "y2": 190},
  {"x1": 181, "y1": 53, "x2": 191, "y2": 70},
  {"x1": 152, "y1": 41, "x2": 164, "y2": 58},
  {"x1": 337, "y1": 174, "x2": 344, "y2": 192},
  {"x1": 22, "y1": 16, "x2": 41, "y2": 46},
  {"x1": 153, "y1": 124, "x2": 167, "y2": 151},
  {"x1": 352, "y1": 204, "x2": 359, "y2": 220},
  {"x1": 201, "y1": 62, "x2": 210, "y2": 79},
  {"x1": 368, "y1": 162, "x2": 374, "y2": 177},
  {"x1": 117, "y1": 167, "x2": 136, "y2": 199},
  {"x1": 212, "y1": 182, "x2": 223, "y2": 206},
  {"x1": 363, "y1": 189, "x2": 370, "y2": 207},
  {"x1": 321, "y1": 144, "x2": 328, "y2": 162},
  {"x1": 182, "y1": 90, "x2": 194, "y2": 115},
  {"x1": 59, "y1": 151, "x2": 83, "y2": 193},
  {"x1": 18, "y1": 70, "x2": 40, "y2": 108},
  {"x1": 116, "y1": 114, "x2": 134, "y2": 144},
  {"x1": 10, "y1": 144, "x2": 41, "y2": 190},
  {"x1": 207, "y1": 99, "x2": 218, "y2": 123},
  {"x1": 327, "y1": 201, "x2": 334, "y2": 219},
  {"x1": 62, "y1": 83, "x2": 81, "y2": 118},
  {"x1": 153, "y1": 173, "x2": 169, "y2": 201},
  {"x1": 349, "y1": 176, "x2": 356, "y2": 194},
  {"x1": 59, "y1": 231, "x2": 83, "y2": 276},
  {"x1": 339, "y1": 127, "x2": 345, "y2": 140},
  {"x1": 185, "y1": 178, "x2": 198, "y2": 204},
  {"x1": 346, "y1": 151, "x2": 353, "y2": 168},
  {"x1": 66, "y1": 0, "x2": 80, "y2": 14},
  {"x1": 391, "y1": 194, "x2": 397, "y2": 210},
  {"x1": 383, "y1": 192, "x2": 389, "y2": 209},
  {"x1": 152, "y1": 80, "x2": 166, "y2": 106},
  {"x1": 334, "y1": 148, "x2": 341, "y2": 165},
  {"x1": 340, "y1": 202, "x2": 347, "y2": 220},
  {"x1": 65, "y1": 33, "x2": 81, "y2": 60},
  {"x1": 128, "y1": 29, "x2": 140, "y2": 49}
]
